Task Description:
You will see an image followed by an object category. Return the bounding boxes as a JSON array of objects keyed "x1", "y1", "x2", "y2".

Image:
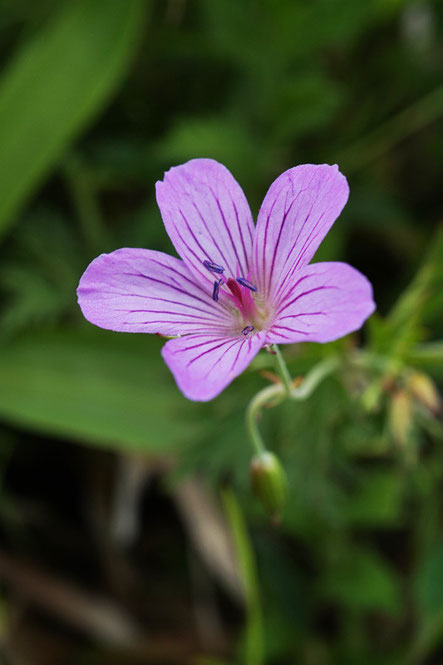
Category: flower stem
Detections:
[
  {"x1": 246, "y1": 355, "x2": 340, "y2": 456},
  {"x1": 291, "y1": 355, "x2": 339, "y2": 400},
  {"x1": 272, "y1": 344, "x2": 293, "y2": 397},
  {"x1": 63, "y1": 152, "x2": 110, "y2": 254},
  {"x1": 246, "y1": 383, "x2": 285, "y2": 456}
]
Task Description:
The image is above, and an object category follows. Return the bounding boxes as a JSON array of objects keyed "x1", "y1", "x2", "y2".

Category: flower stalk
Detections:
[
  {"x1": 273, "y1": 344, "x2": 294, "y2": 396},
  {"x1": 246, "y1": 349, "x2": 340, "y2": 515},
  {"x1": 246, "y1": 382, "x2": 285, "y2": 456}
]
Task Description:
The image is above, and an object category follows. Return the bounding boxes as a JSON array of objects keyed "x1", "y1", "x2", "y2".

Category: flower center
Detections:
[{"x1": 203, "y1": 260, "x2": 271, "y2": 335}]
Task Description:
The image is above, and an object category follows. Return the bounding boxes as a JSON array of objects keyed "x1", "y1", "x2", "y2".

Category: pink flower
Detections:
[{"x1": 77, "y1": 159, "x2": 375, "y2": 401}]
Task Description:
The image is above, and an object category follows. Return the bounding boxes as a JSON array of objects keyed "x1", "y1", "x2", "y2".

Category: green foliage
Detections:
[
  {"x1": 0, "y1": 209, "x2": 83, "y2": 334},
  {"x1": 416, "y1": 540, "x2": 443, "y2": 618},
  {"x1": 320, "y1": 547, "x2": 401, "y2": 613},
  {"x1": 344, "y1": 470, "x2": 405, "y2": 526},
  {"x1": 0, "y1": 327, "x2": 202, "y2": 451},
  {"x1": 0, "y1": 0, "x2": 147, "y2": 237}
]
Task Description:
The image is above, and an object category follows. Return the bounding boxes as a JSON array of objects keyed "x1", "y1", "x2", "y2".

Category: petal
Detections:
[
  {"x1": 77, "y1": 248, "x2": 233, "y2": 335},
  {"x1": 267, "y1": 262, "x2": 375, "y2": 345},
  {"x1": 253, "y1": 164, "x2": 349, "y2": 301},
  {"x1": 156, "y1": 159, "x2": 255, "y2": 285},
  {"x1": 162, "y1": 331, "x2": 265, "y2": 401}
]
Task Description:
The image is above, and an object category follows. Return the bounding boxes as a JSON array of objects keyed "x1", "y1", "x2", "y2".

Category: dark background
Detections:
[{"x1": 0, "y1": 1, "x2": 442, "y2": 663}]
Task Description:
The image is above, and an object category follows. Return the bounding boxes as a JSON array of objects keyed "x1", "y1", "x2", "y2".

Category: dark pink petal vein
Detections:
[
  {"x1": 77, "y1": 159, "x2": 375, "y2": 401},
  {"x1": 253, "y1": 164, "x2": 349, "y2": 302},
  {"x1": 156, "y1": 159, "x2": 255, "y2": 286},
  {"x1": 162, "y1": 332, "x2": 265, "y2": 401},
  {"x1": 77, "y1": 248, "x2": 233, "y2": 336},
  {"x1": 266, "y1": 262, "x2": 375, "y2": 345}
]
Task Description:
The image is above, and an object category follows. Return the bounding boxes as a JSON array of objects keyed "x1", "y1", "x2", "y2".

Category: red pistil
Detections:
[
  {"x1": 225, "y1": 277, "x2": 256, "y2": 322},
  {"x1": 226, "y1": 277, "x2": 242, "y2": 301}
]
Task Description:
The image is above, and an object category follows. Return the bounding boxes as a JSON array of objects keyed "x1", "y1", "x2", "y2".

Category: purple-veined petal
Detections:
[
  {"x1": 156, "y1": 159, "x2": 255, "y2": 285},
  {"x1": 77, "y1": 248, "x2": 234, "y2": 336},
  {"x1": 266, "y1": 262, "x2": 375, "y2": 345},
  {"x1": 253, "y1": 164, "x2": 349, "y2": 301},
  {"x1": 162, "y1": 331, "x2": 265, "y2": 401}
]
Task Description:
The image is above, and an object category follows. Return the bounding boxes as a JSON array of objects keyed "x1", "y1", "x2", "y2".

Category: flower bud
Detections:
[
  {"x1": 250, "y1": 452, "x2": 287, "y2": 520},
  {"x1": 407, "y1": 371, "x2": 441, "y2": 417},
  {"x1": 389, "y1": 388, "x2": 413, "y2": 448}
]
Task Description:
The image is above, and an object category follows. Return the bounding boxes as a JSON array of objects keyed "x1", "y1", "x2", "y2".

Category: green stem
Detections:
[
  {"x1": 339, "y1": 84, "x2": 443, "y2": 173},
  {"x1": 273, "y1": 345, "x2": 293, "y2": 396},
  {"x1": 222, "y1": 487, "x2": 264, "y2": 665},
  {"x1": 246, "y1": 355, "x2": 340, "y2": 456},
  {"x1": 291, "y1": 356, "x2": 340, "y2": 400},
  {"x1": 63, "y1": 153, "x2": 110, "y2": 254},
  {"x1": 246, "y1": 383, "x2": 285, "y2": 456}
]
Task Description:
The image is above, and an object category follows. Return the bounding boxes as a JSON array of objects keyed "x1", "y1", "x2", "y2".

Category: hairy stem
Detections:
[
  {"x1": 273, "y1": 344, "x2": 293, "y2": 396},
  {"x1": 246, "y1": 355, "x2": 340, "y2": 456},
  {"x1": 246, "y1": 383, "x2": 285, "y2": 456}
]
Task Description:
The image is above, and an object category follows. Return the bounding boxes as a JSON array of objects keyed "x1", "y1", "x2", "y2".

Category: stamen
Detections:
[
  {"x1": 241, "y1": 325, "x2": 254, "y2": 336},
  {"x1": 203, "y1": 260, "x2": 225, "y2": 274},
  {"x1": 237, "y1": 277, "x2": 257, "y2": 292},
  {"x1": 212, "y1": 279, "x2": 222, "y2": 302}
]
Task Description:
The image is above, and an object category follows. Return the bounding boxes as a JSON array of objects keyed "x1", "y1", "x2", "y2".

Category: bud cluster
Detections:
[{"x1": 388, "y1": 370, "x2": 441, "y2": 449}]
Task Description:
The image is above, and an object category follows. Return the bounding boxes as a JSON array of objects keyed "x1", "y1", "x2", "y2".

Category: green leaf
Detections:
[
  {"x1": 345, "y1": 471, "x2": 404, "y2": 527},
  {"x1": 0, "y1": 328, "x2": 201, "y2": 452},
  {"x1": 0, "y1": 0, "x2": 147, "y2": 237},
  {"x1": 408, "y1": 343, "x2": 443, "y2": 370},
  {"x1": 416, "y1": 540, "x2": 443, "y2": 618},
  {"x1": 370, "y1": 227, "x2": 443, "y2": 358},
  {"x1": 320, "y1": 548, "x2": 401, "y2": 613},
  {"x1": 0, "y1": 209, "x2": 83, "y2": 335}
]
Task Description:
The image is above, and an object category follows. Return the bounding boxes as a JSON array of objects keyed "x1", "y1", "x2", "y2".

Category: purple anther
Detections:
[
  {"x1": 236, "y1": 277, "x2": 257, "y2": 292},
  {"x1": 241, "y1": 325, "x2": 254, "y2": 336},
  {"x1": 212, "y1": 279, "x2": 222, "y2": 302},
  {"x1": 203, "y1": 260, "x2": 225, "y2": 274}
]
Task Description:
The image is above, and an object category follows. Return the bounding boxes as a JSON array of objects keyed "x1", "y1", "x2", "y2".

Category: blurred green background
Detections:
[{"x1": 0, "y1": 0, "x2": 443, "y2": 663}]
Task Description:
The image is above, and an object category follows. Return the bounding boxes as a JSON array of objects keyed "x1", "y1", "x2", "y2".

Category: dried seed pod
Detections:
[{"x1": 407, "y1": 371, "x2": 441, "y2": 417}]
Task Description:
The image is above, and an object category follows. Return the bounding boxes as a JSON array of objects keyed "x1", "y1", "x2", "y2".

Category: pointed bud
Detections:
[
  {"x1": 407, "y1": 371, "x2": 441, "y2": 417},
  {"x1": 389, "y1": 389, "x2": 413, "y2": 448},
  {"x1": 250, "y1": 452, "x2": 287, "y2": 520}
]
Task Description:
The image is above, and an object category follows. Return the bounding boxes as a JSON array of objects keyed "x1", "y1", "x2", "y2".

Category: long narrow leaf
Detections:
[
  {"x1": 0, "y1": 328, "x2": 201, "y2": 452},
  {"x1": 0, "y1": 0, "x2": 147, "y2": 237}
]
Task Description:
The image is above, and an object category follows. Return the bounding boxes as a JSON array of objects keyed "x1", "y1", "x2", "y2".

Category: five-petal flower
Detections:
[{"x1": 77, "y1": 159, "x2": 375, "y2": 401}]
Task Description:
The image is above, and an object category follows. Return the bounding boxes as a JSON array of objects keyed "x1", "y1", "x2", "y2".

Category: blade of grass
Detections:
[
  {"x1": 339, "y1": 85, "x2": 443, "y2": 173},
  {"x1": 222, "y1": 487, "x2": 264, "y2": 665}
]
